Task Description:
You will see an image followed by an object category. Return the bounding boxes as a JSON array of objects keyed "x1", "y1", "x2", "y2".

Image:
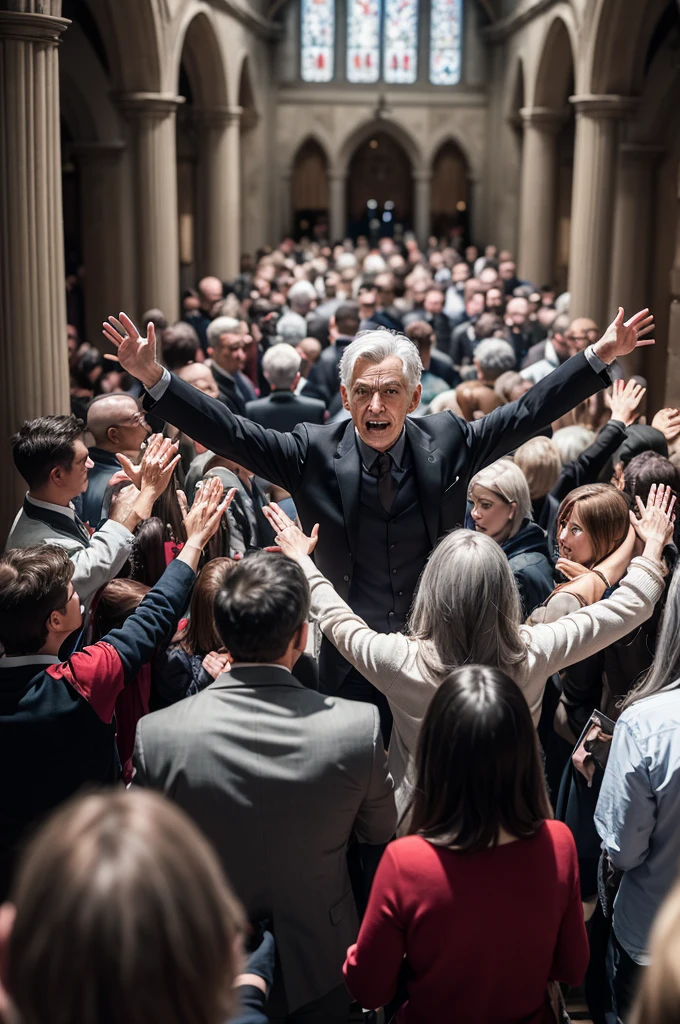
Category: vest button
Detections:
[
  {"x1": 343, "y1": 574, "x2": 349, "y2": 582},
  {"x1": 388, "y1": 611, "x2": 395, "y2": 618},
  {"x1": 390, "y1": 543, "x2": 396, "y2": 550},
  {"x1": 392, "y1": 568, "x2": 398, "y2": 574},
  {"x1": 428, "y1": 455, "x2": 436, "y2": 463}
]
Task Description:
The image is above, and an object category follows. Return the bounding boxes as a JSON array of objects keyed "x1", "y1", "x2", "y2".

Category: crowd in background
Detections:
[{"x1": 3, "y1": 232, "x2": 680, "y2": 1024}]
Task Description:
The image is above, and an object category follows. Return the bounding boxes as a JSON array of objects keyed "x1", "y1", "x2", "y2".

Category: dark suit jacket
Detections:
[
  {"x1": 211, "y1": 364, "x2": 256, "y2": 416},
  {"x1": 301, "y1": 336, "x2": 354, "y2": 414},
  {"x1": 245, "y1": 391, "x2": 325, "y2": 432},
  {"x1": 146, "y1": 353, "x2": 609, "y2": 603},
  {"x1": 76, "y1": 447, "x2": 121, "y2": 527}
]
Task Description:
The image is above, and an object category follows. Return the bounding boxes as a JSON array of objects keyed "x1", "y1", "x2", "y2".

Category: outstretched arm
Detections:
[
  {"x1": 103, "y1": 312, "x2": 307, "y2": 493},
  {"x1": 466, "y1": 308, "x2": 655, "y2": 474}
]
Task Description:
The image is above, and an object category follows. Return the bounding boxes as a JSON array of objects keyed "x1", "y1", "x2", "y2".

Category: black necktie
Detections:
[{"x1": 373, "y1": 452, "x2": 398, "y2": 513}]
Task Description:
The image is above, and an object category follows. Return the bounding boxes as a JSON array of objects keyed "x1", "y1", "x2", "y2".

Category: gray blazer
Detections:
[{"x1": 132, "y1": 664, "x2": 396, "y2": 1013}]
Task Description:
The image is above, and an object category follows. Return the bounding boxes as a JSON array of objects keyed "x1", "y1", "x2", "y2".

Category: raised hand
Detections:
[
  {"x1": 608, "y1": 378, "x2": 646, "y2": 427},
  {"x1": 102, "y1": 312, "x2": 163, "y2": 389},
  {"x1": 592, "y1": 308, "x2": 655, "y2": 366},
  {"x1": 631, "y1": 482, "x2": 676, "y2": 553},
  {"x1": 651, "y1": 407, "x2": 680, "y2": 444},
  {"x1": 184, "y1": 478, "x2": 237, "y2": 550},
  {"x1": 201, "y1": 650, "x2": 231, "y2": 679},
  {"x1": 137, "y1": 435, "x2": 181, "y2": 499},
  {"x1": 262, "y1": 502, "x2": 319, "y2": 560},
  {"x1": 117, "y1": 432, "x2": 163, "y2": 490}
]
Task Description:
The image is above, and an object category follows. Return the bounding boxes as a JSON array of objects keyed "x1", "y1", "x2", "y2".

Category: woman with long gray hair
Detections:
[{"x1": 264, "y1": 487, "x2": 674, "y2": 811}]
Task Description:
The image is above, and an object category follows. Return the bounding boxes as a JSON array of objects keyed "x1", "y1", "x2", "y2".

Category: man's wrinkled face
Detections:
[
  {"x1": 341, "y1": 356, "x2": 421, "y2": 452},
  {"x1": 213, "y1": 326, "x2": 251, "y2": 375}
]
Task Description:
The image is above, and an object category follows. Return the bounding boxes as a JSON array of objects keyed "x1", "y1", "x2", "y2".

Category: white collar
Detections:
[
  {"x1": 0, "y1": 654, "x2": 61, "y2": 667},
  {"x1": 25, "y1": 493, "x2": 76, "y2": 521}
]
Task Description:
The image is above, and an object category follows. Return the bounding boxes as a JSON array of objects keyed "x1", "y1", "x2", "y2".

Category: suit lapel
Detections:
[
  {"x1": 405, "y1": 420, "x2": 443, "y2": 548},
  {"x1": 334, "y1": 420, "x2": 362, "y2": 556}
]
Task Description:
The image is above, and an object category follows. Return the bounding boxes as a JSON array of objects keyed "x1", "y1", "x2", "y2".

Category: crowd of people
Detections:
[{"x1": 4, "y1": 234, "x2": 680, "y2": 1024}]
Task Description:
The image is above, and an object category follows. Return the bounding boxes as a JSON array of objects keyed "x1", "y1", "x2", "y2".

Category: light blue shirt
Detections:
[{"x1": 595, "y1": 688, "x2": 680, "y2": 964}]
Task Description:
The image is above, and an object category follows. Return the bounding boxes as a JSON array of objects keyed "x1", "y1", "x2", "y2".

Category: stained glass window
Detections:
[
  {"x1": 347, "y1": 0, "x2": 382, "y2": 84},
  {"x1": 430, "y1": 0, "x2": 462, "y2": 85},
  {"x1": 301, "y1": 0, "x2": 335, "y2": 83},
  {"x1": 383, "y1": 0, "x2": 417, "y2": 84}
]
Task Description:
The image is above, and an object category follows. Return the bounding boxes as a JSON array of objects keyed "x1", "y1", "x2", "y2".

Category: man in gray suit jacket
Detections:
[{"x1": 133, "y1": 552, "x2": 396, "y2": 1024}]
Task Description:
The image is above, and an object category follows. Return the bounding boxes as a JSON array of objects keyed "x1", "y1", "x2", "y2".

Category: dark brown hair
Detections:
[
  {"x1": 405, "y1": 320, "x2": 435, "y2": 349},
  {"x1": 557, "y1": 483, "x2": 630, "y2": 565},
  {"x1": 178, "y1": 557, "x2": 236, "y2": 655},
  {"x1": 6, "y1": 790, "x2": 246, "y2": 1024},
  {"x1": 93, "y1": 578, "x2": 151, "y2": 638},
  {"x1": 11, "y1": 415, "x2": 84, "y2": 488},
  {"x1": 0, "y1": 545, "x2": 74, "y2": 654},
  {"x1": 408, "y1": 665, "x2": 551, "y2": 853}
]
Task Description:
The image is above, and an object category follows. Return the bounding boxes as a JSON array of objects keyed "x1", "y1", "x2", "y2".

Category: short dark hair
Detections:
[
  {"x1": 214, "y1": 551, "x2": 309, "y2": 662},
  {"x1": 624, "y1": 451, "x2": 680, "y2": 509},
  {"x1": 0, "y1": 546, "x2": 74, "y2": 655},
  {"x1": 408, "y1": 665, "x2": 551, "y2": 853},
  {"x1": 405, "y1": 320, "x2": 434, "y2": 349},
  {"x1": 11, "y1": 415, "x2": 84, "y2": 488},
  {"x1": 334, "y1": 302, "x2": 360, "y2": 336},
  {"x1": 161, "y1": 323, "x2": 200, "y2": 371}
]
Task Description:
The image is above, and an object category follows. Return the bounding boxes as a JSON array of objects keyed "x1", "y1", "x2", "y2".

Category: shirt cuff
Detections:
[
  {"x1": 147, "y1": 366, "x2": 171, "y2": 400},
  {"x1": 585, "y1": 346, "x2": 611, "y2": 378}
]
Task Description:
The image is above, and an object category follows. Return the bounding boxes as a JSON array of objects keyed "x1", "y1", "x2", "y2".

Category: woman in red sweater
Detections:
[{"x1": 343, "y1": 665, "x2": 589, "y2": 1023}]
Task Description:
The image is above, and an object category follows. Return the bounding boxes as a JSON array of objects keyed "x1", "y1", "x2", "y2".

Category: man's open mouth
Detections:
[{"x1": 366, "y1": 420, "x2": 390, "y2": 431}]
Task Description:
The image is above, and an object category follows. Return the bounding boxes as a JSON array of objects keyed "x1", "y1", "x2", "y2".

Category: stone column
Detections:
[
  {"x1": 279, "y1": 167, "x2": 293, "y2": 239},
  {"x1": 517, "y1": 107, "x2": 565, "y2": 288},
  {"x1": 412, "y1": 170, "x2": 432, "y2": 248},
  {"x1": 0, "y1": 4, "x2": 70, "y2": 538},
  {"x1": 608, "y1": 143, "x2": 665, "y2": 376},
  {"x1": 118, "y1": 92, "x2": 183, "y2": 322},
  {"x1": 666, "y1": 164, "x2": 680, "y2": 409},
  {"x1": 72, "y1": 141, "x2": 133, "y2": 348},
  {"x1": 328, "y1": 170, "x2": 347, "y2": 242},
  {"x1": 196, "y1": 105, "x2": 242, "y2": 281},
  {"x1": 567, "y1": 94, "x2": 638, "y2": 328}
]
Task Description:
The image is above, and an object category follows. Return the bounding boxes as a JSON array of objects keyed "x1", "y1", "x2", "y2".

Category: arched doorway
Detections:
[
  {"x1": 346, "y1": 131, "x2": 412, "y2": 241},
  {"x1": 430, "y1": 140, "x2": 469, "y2": 243},
  {"x1": 291, "y1": 138, "x2": 329, "y2": 241}
]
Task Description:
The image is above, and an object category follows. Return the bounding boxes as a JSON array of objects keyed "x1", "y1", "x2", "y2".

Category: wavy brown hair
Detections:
[
  {"x1": 557, "y1": 483, "x2": 630, "y2": 565},
  {"x1": 177, "y1": 557, "x2": 236, "y2": 655}
]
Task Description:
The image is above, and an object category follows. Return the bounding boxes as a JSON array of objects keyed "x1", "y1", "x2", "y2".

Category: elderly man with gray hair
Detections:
[
  {"x1": 105, "y1": 304, "x2": 657, "y2": 734},
  {"x1": 245, "y1": 344, "x2": 325, "y2": 432},
  {"x1": 205, "y1": 315, "x2": 256, "y2": 416}
]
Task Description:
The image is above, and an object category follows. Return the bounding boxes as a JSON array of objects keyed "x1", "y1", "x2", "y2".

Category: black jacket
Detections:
[
  {"x1": 501, "y1": 520, "x2": 554, "y2": 618},
  {"x1": 146, "y1": 352, "x2": 608, "y2": 604},
  {"x1": 211, "y1": 364, "x2": 256, "y2": 416},
  {"x1": 245, "y1": 391, "x2": 325, "y2": 431},
  {"x1": 301, "y1": 336, "x2": 354, "y2": 414}
]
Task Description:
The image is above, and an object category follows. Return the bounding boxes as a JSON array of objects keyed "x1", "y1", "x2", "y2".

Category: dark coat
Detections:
[
  {"x1": 211, "y1": 364, "x2": 257, "y2": 416},
  {"x1": 301, "y1": 336, "x2": 354, "y2": 414},
  {"x1": 146, "y1": 352, "x2": 608, "y2": 605},
  {"x1": 76, "y1": 447, "x2": 121, "y2": 528},
  {"x1": 501, "y1": 520, "x2": 554, "y2": 618},
  {"x1": 245, "y1": 391, "x2": 325, "y2": 431}
]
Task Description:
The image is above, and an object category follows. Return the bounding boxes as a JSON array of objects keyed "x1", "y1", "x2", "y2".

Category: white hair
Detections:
[
  {"x1": 206, "y1": 316, "x2": 241, "y2": 347},
  {"x1": 287, "y1": 280, "x2": 317, "y2": 315},
  {"x1": 276, "y1": 312, "x2": 307, "y2": 346},
  {"x1": 339, "y1": 330, "x2": 423, "y2": 393},
  {"x1": 363, "y1": 253, "x2": 387, "y2": 275},
  {"x1": 262, "y1": 343, "x2": 301, "y2": 390},
  {"x1": 552, "y1": 425, "x2": 595, "y2": 464},
  {"x1": 474, "y1": 339, "x2": 517, "y2": 379},
  {"x1": 468, "y1": 458, "x2": 532, "y2": 538}
]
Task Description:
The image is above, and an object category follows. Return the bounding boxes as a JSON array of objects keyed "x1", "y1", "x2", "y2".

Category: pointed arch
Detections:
[
  {"x1": 336, "y1": 117, "x2": 422, "y2": 175},
  {"x1": 533, "y1": 15, "x2": 574, "y2": 111},
  {"x1": 174, "y1": 9, "x2": 229, "y2": 109}
]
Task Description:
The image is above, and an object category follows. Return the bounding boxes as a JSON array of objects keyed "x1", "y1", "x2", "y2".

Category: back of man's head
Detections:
[
  {"x1": 288, "y1": 281, "x2": 316, "y2": 316},
  {"x1": 86, "y1": 394, "x2": 138, "y2": 446},
  {"x1": 162, "y1": 323, "x2": 200, "y2": 370},
  {"x1": 474, "y1": 339, "x2": 517, "y2": 381},
  {"x1": 214, "y1": 552, "x2": 309, "y2": 663},
  {"x1": 11, "y1": 415, "x2": 84, "y2": 489},
  {"x1": 276, "y1": 312, "x2": 307, "y2": 346},
  {"x1": 0, "y1": 545, "x2": 74, "y2": 655},
  {"x1": 550, "y1": 312, "x2": 571, "y2": 339},
  {"x1": 334, "y1": 302, "x2": 360, "y2": 338},
  {"x1": 262, "y1": 343, "x2": 301, "y2": 391}
]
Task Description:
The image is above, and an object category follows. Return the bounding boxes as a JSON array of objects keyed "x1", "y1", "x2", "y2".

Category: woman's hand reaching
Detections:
[
  {"x1": 631, "y1": 482, "x2": 676, "y2": 557},
  {"x1": 262, "y1": 502, "x2": 319, "y2": 561}
]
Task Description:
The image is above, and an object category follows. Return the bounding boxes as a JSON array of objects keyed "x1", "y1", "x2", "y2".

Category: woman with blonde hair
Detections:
[
  {"x1": 0, "y1": 790, "x2": 272, "y2": 1024},
  {"x1": 263, "y1": 489, "x2": 673, "y2": 812},
  {"x1": 469, "y1": 458, "x2": 553, "y2": 616}
]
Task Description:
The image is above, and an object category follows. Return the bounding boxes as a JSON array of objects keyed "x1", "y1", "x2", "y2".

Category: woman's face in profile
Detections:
[
  {"x1": 469, "y1": 485, "x2": 516, "y2": 544},
  {"x1": 558, "y1": 506, "x2": 595, "y2": 566}
]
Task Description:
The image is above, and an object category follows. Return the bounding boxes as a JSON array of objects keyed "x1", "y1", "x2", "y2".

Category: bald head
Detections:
[
  {"x1": 87, "y1": 394, "x2": 149, "y2": 453},
  {"x1": 177, "y1": 361, "x2": 220, "y2": 400},
  {"x1": 197, "y1": 276, "x2": 224, "y2": 312}
]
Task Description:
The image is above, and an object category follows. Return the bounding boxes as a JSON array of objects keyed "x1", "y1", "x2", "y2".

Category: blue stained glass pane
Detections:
[
  {"x1": 347, "y1": 0, "x2": 382, "y2": 84},
  {"x1": 301, "y1": 0, "x2": 335, "y2": 83},
  {"x1": 430, "y1": 0, "x2": 462, "y2": 86},
  {"x1": 383, "y1": 0, "x2": 417, "y2": 84}
]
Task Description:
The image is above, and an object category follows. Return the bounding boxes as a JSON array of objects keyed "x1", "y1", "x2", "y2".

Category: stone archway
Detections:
[
  {"x1": 291, "y1": 137, "x2": 330, "y2": 241},
  {"x1": 176, "y1": 10, "x2": 236, "y2": 283},
  {"x1": 430, "y1": 139, "x2": 469, "y2": 244},
  {"x1": 346, "y1": 131, "x2": 413, "y2": 242}
]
